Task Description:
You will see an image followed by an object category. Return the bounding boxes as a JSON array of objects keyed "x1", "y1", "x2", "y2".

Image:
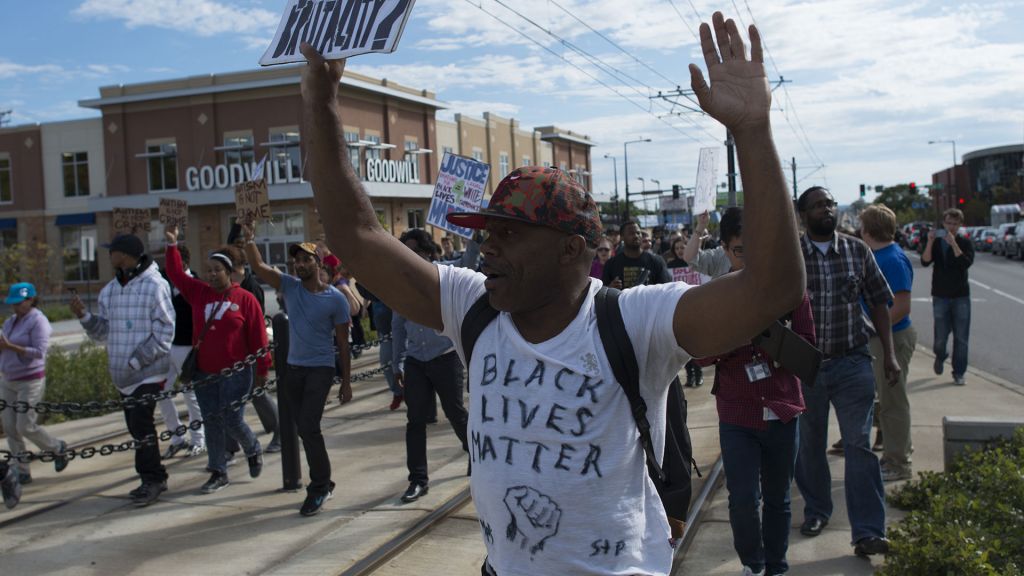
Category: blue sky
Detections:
[{"x1": 3, "y1": 0, "x2": 1023, "y2": 205}]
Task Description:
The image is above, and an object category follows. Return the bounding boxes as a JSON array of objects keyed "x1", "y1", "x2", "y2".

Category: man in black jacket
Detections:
[
  {"x1": 602, "y1": 220, "x2": 671, "y2": 289},
  {"x1": 921, "y1": 208, "x2": 974, "y2": 386}
]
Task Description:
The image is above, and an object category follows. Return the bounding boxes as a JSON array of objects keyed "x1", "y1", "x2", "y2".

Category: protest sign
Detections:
[
  {"x1": 671, "y1": 266, "x2": 710, "y2": 286},
  {"x1": 692, "y1": 147, "x2": 720, "y2": 216},
  {"x1": 112, "y1": 208, "x2": 152, "y2": 235},
  {"x1": 426, "y1": 152, "x2": 489, "y2": 240},
  {"x1": 261, "y1": 0, "x2": 416, "y2": 66},
  {"x1": 234, "y1": 178, "x2": 271, "y2": 225},
  {"x1": 158, "y1": 198, "x2": 188, "y2": 231}
]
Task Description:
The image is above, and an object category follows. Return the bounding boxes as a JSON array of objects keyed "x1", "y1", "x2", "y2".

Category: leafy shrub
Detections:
[
  {"x1": 41, "y1": 341, "x2": 117, "y2": 423},
  {"x1": 880, "y1": 429, "x2": 1024, "y2": 575},
  {"x1": 40, "y1": 304, "x2": 76, "y2": 323}
]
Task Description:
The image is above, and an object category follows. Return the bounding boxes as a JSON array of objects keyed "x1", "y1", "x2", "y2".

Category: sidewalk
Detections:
[{"x1": 676, "y1": 346, "x2": 1024, "y2": 575}]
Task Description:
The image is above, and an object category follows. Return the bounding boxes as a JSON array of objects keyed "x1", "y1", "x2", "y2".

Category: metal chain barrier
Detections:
[{"x1": 0, "y1": 357, "x2": 393, "y2": 464}]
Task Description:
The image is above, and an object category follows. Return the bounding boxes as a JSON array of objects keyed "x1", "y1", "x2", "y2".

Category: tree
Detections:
[
  {"x1": 874, "y1": 184, "x2": 932, "y2": 223},
  {"x1": 0, "y1": 242, "x2": 53, "y2": 295}
]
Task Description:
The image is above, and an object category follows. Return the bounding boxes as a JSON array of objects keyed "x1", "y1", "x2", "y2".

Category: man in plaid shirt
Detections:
[
  {"x1": 794, "y1": 186, "x2": 900, "y2": 558},
  {"x1": 71, "y1": 234, "x2": 175, "y2": 507}
]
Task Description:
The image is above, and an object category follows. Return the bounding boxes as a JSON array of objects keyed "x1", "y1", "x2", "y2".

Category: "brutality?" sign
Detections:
[
  {"x1": 261, "y1": 0, "x2": 416, "y2": 66},
  {"x1": 427, "y1": 152, "x2": 489, "y2": 240}
]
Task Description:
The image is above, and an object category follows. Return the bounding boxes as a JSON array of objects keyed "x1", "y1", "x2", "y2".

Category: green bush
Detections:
[
  {"x1": 40, "y1": 304, "x2": 76, "y2": 323},
  {"x1": 880, "y1": 429, "x2": 1024, "y2": 575},
  {"x1": 41, "y1": 341, "x2": 117, "y2": 423}
]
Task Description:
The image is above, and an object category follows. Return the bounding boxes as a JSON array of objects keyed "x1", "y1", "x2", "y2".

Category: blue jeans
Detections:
[
  {"x1": 720, "y1": 419, "x2": 799, "y2": 575},
  {"x1": 373, "y1": 301, "x2": 399, "y2": 396},
  {"x1": 933, "y1": 296, "x2": 970, "y2": 378},
  {"x1": 194, "y1": 367, "x2": 260, "y2": 476},
  {"x1": 795, "y1": 346, "x2": 886, "y2": 543}
]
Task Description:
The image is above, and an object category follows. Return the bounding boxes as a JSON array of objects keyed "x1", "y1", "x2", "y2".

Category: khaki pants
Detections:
[
  {"x1": 870, "y1": 326, "x2": 917, "y2": 473},
  {"x1": 0, "y1": 376, "x2": 63, "y2": 476}
]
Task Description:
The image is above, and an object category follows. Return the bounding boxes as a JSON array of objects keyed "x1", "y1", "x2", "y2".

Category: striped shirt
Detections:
[{"x1": 801, "y1": 233, "x2": 892, "y2": 357}]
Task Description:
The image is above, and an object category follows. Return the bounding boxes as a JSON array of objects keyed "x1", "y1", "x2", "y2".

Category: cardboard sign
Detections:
[
  {"x1": 671, "y1": 266, "x2": 709, "y2": 285},
  {"x1": 112, "y1": 208, "x2": 152, "y2": 235},
  {"x1": 693, "y1": 147, "x2": 720, "y2": 216},
  {"x1": 261, "y1": 0, "x2": 416, "y2": 66},
  {"x1": 158, "y1": 198, "x2": 189, "y2": 231},
  {"x1": 234, "y1": 178, "x2": 271, "y2": 225},
  {"x1": 426, "y1": 152, "x2": 489, "y2": 240}
]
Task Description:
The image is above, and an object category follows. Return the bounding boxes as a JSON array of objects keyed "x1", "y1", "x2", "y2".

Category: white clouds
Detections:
[
  {"x1": 0, "y1": 61, "x2": 64, "y2": 79},
  {"x1": 74, "y1": 0, "x2": 279, "y2": 36}
]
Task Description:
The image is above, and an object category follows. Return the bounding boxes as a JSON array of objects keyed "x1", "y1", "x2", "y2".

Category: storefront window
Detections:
[
  {"x1": 0, "y1": 156, "x2": 12, "y2": 203},
  {"x1": 238, "y1": 210, "x2": 305, "y2": 273},
  {"x1": 61, "y1": 226, "x2": 99, "y2": 282},
  {"x1": 407, "y1": 208, "x2": 423, "y2": 229},
  {"x1": 223, "y1": 134, "x2": 255, "y2": 167},
  {"x1": 62, "y1": 151, "x2": 90, "y2": 197},
  {"x1": 146, "y1": 141, "x2": 178, "y2": 192},
  {"x1": 344, "y1": 131, "x2": 361, "y2": 178},
  {"x1": 365, "y1": 134, "x2": 382, "y2": 161},
  {"x1": 269, "y1": 129, "x2": 301, "y2": 181}
]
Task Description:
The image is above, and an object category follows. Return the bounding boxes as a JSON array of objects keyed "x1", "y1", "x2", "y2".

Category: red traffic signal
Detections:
[
  {"x1": 958, "y1": 197, "x2": 966, "y2": 205},
  {"x1": 908, "y1": 182, "x2": 917, "y2": 193}
]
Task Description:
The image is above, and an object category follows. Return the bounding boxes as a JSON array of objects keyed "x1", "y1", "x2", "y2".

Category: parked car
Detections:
[
  {"x1": 1008, "y1": 225, "x2": 1024, "y2": 260},
  {"x1": 993, "y1": 223, "x2": 1017, "y2": 256},
  {"x1": 975, "y1": 228, "x2": 998, "y2": 252}
]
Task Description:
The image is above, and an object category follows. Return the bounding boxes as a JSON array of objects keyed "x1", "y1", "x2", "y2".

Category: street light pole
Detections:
[
  {"x1": 623, "y1": 138, "x2": 651, "y2": 222},
  {"x1": 604, "y1": 153, "x2": 619, "y2": 216}
]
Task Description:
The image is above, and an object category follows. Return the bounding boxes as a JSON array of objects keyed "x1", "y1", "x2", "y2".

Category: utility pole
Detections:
[
  {"x1": 791, "y1": 157, "x2": 798, "y2": 200},
  {"x1": 0, "y1": 110, "x2": 11, "y2": 127}
]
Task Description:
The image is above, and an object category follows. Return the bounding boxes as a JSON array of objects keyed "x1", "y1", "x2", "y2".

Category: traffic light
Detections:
[
  {"x1": 859, "y1": 184, "x2": 866, "y2": 197},
  {"x1": 672, "y1": 184, "x2": 680, "y2": 200},
  {"x1": 958, "y1": 197, "x2": 965, "y2": 205},
  {"x1": 909, "y1": 182, "x2": 917, "y2": 194}
]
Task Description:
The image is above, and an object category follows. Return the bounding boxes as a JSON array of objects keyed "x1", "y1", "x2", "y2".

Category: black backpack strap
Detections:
[
  {"x1": 461, "y1": 293, "x2": 500, "y2": 373},
  {"x1": 594, "y1": 287, "x2": 666, "y2": 483}
]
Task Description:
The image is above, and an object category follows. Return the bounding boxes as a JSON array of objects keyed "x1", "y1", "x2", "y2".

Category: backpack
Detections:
[{"x1": 460, "y1": 286, "x2": 697, "y2": 540}]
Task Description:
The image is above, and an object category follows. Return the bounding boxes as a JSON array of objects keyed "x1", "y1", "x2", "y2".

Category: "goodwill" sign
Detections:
[{"x1": 366, "y1": 158, "x2": 419, "y2": 184}]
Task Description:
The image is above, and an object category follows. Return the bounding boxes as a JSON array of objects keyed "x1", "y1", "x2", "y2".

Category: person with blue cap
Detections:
[
  {"x1": 70, "y1": 233, "x2": 175, "y2": 507},
  {"x1": 1, "y1": 282, "x2": 68, "y2": 498}
]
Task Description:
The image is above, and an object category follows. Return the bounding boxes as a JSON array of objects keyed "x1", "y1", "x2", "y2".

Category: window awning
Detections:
[
  {"x1": 55, "y1": 213, "x2": 96, "y2": 226},
  {"x1": 0, "y1": 218, "x2": 16, "y2": 230}
]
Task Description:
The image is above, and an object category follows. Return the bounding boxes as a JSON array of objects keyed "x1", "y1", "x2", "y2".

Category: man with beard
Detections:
[
  {"x1": 70, "y1": 234, "x2": 174, "y2": 507},
  {"x1": 794, "y1": 186, "x2": 899, "y2": 557},
  {"x1": 602, "y1": 220, "x2": 671, "y2": 289},
  {"x1": 240, "y1": 229, "x2": 352, "y2": 516}
]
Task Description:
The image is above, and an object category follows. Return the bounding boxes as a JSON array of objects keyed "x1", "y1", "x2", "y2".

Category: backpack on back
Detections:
[{"x1": 460, "y1": 286, "x2": 697, "y2": 541}]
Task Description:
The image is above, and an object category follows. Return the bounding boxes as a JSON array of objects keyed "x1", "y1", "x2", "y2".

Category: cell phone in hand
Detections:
[{"x1": 935, "y1": 228, "x2": 947, "y2": 239}]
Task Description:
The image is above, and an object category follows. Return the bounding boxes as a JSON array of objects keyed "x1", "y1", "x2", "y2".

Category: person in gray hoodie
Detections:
[{"x1": 70, "y1": 234, "x2": 175, "y2": 507}]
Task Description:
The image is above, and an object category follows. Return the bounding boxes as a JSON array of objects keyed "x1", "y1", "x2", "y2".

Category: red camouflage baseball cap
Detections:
[{"x1": 446, "y1": 166, "x2": 602, "y2": 246}]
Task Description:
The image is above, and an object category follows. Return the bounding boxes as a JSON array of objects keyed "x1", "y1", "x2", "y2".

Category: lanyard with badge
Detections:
[{"x1": 745, "y1": 350, "x2": 778, "y2": 421}]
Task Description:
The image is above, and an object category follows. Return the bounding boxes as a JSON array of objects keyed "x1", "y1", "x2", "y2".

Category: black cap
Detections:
[{"x1": 102, "y1": 234, "x2": 145, "y2": 258}]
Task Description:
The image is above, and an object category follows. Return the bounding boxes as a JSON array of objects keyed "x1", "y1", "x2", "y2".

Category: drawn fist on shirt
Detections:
[{"x1": 503, "y1": 486, "x2": 562, "y2": 555}]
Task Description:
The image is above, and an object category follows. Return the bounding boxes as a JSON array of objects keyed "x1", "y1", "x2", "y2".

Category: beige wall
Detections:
[{"x1": 41, "y1": 118, "x2": 106, "y2": 214}]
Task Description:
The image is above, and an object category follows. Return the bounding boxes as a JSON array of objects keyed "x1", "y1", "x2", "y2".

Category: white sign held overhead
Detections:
[
  {"x1": 693, "y1": 147, "x2": 720, "y2": 216},
  {"x1": 261, "y1": 0, "x2": 416, "y2": 66}
]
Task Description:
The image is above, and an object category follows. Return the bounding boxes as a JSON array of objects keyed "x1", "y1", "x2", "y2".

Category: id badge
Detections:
[{"x1": 745, "y1": 360, "x2": 771, "y2": 382}]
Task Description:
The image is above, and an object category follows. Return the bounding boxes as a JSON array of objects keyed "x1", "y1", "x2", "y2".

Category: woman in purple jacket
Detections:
[{"x1": 0, "y1": 283, "x2": 68, "y2": 487}]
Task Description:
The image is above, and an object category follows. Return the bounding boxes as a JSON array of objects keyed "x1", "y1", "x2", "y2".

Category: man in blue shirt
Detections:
[
  {"x1": 242, "y1": 228, "x2": 351, "y2": 516},
  {"x1": 392, "y1": 228, "x2": 477, "y2": 503},
  {"x1": 860, "y1": 205, "x2": 917, "y2": 482}
]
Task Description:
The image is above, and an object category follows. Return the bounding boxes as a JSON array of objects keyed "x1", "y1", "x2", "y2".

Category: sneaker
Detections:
[
  {"x1": 129, "y1": 480, "x2": 167, "y2": 500},
  {"x1": 131, "y1": 481, "x2": 167, "y2": 507},
  {"x1": 741, "y1": 567, "x2": 766, "y2": 576},
  {"x1": 162, "y1": 442, "x2": 187, "y2": 460},
  {"x1": 827, "y1": 439, "x2": 844, "y2": 456},
  {"x1": 800, "y1": 517, "x2": 828, "y2": 537},
  {"x1": 300, "y1": 486, "x2": 334, "y2": 517},
  {"x1": 933, "y1": 356, "x2": 944, "y2": 375},
  {"x1": 953, "y1": 375, "x2": 966, "y2": 386},
  {"x1": 854, "y1": 536, "x2": 890, "y2": 556},
  {"x1": 389, "y1": 394, "x2": 404, "y2": 411},
  {"x1": 54, "y1": 440, "x2": 70, "y2": 473},
  {"x1": 185, "y1": 443, "x2": 207, "y2": 457},
  {"x1": 248, "y1": 451, "x2": 263, "y2": 479},
  {"x1": 692, "y1": 369, "x2": 704, "y2": 388},
  {"x1": 881, "y1": 466, "x2": 912, "y2": 482},
  {"x1": 1, "y1": 467, "x2": 21, "y2": 509},
  {"x1": 400, "y1": 482, "x2": 428, "y2": 503},
  {"x1": 265, "y1": 434, "x2": 282, "y2": 454},
  {"x1": 200, "y1": 472, "x2": 230, "y2": 494},
  {"x1": 17, "y1": 472, "x2": 32, "y2": 485}
]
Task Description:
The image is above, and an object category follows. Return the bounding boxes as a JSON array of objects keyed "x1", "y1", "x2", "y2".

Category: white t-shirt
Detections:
[{"x1": 438, "y1": 265, "x2": 692, "y2": 576}]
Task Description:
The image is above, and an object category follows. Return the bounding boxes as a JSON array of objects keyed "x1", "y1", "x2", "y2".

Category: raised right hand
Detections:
[
  {"x1": 69, "y1": 294, "x2": 86, "y2": 319},
  {"x1": 697, "y1": 211, "x2": 710, "y2": 233},
  {"x1": 165, "y1": 225, "x2": 178, "y2": 244},
  {"x1": 299, "y1": 42, "x2": 346, "y2": 106}
]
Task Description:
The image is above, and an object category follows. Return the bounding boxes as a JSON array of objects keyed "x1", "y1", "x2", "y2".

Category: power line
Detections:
[{"x1": 665, "y1": 0, "x2": 701, "y2": 43}]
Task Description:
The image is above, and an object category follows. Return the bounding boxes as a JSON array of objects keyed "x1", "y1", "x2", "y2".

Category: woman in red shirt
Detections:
[{"x1": 164, "y1": 226, "x2": 270, "y2": 494}]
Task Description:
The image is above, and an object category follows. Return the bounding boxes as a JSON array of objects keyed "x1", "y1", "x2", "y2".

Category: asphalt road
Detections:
[{"x1": 907, "y1": 247, "x2": 1024, "y2": 389}]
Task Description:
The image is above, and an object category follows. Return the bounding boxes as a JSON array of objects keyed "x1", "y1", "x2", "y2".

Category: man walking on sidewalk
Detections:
[
  {"x1": 241, "y1": 228, "x2": 352, "y2": 516},
  {"x1": 795, "y1": 187, "x2": 899, "y2": 557},
  {"x1": 921, "y1": 208, "x2": 974, "y2": 386},
  {"x1": 71, "y1": 233, "x2": 174, "y2": 507},
  {"x1": 860, "y1": 205, "x2": 917, "y2": 482}
]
